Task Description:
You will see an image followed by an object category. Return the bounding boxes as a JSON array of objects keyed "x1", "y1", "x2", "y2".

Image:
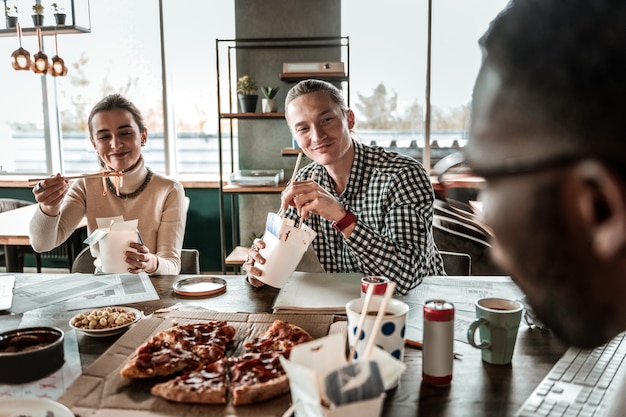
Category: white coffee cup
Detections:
[{"x1": 345, "y1": 297, "x2": 409, "y2": 362}]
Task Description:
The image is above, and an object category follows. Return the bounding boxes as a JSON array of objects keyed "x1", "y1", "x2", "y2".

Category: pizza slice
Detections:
[
  {"x1": 228, "y1": 352, "x2": 290, "y2": 406},
  {"x1": 150, "y1": 359, "x2": 228, "y2": 404},
  {"x1": 120, "y1": 321, "x2": 236, "y2": 379},
  {"x1": 243, "y1": 320, "x2": 313, "y2": 356}
]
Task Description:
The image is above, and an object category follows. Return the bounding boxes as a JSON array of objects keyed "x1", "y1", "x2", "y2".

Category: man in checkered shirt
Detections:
[{"x1": 245, "y1": 79, "x2": 445, "y2": 295}]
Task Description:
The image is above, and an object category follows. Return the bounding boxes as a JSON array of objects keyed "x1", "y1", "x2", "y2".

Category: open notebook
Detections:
[
  {"x1": 272, "y1": 272, "x2": 363, "y2": 314},
  {"x1": 0, "y1": 275, "x2": 15, "y2": 310}
]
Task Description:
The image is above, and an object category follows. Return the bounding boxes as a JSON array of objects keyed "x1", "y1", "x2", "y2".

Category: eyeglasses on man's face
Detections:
[{"x1": 438, "y1": 153, "x2": 589, "y2": 184}]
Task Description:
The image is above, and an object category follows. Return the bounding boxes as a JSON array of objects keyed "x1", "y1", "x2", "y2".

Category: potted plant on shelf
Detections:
[
  {"x1": 237, "y1": 75, "x2": 258, "y2": 113},
  {"x1": 5, "y1": 5, "x2": 18, "y2": 28},
  {"x1": 31, "y1": 1, "x2": 44, "y2": 26},
  {"x1": 261, "y1": 86, "x2": 280, "y2": 113},
  {"x1": 51, "y1": 3, "x2": 65, "y2": 25}
]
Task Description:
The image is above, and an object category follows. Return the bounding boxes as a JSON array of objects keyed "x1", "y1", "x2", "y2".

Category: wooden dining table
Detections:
[
  {"x1": 0, "y1": 273, "x2": 568, "y2": 417},
  {"x1": 0, "y1": 204, "x2": 87, "y2": 272}
]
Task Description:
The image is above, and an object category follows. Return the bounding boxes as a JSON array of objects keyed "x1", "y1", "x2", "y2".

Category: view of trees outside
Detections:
[
  {"x1": 0, "y1": 0, "x2": 507, "y2": 175},
  {"x1": 344, "y1": 0, "x2": 506, "y2": 158}
]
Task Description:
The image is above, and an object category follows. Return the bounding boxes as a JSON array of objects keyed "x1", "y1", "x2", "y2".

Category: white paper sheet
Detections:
[
  {"x1": 11, "y1": 272, "x2": 158, "y2": 313},
  {"x1": 272, "y1": 273, "x2": 525, "y2": 344},
  {"x1": 63, "y1": 272, "x2": 159, "y2": 310},
  {"x1": 398, "y1": 275, "x2": 525, "y2": 344}
]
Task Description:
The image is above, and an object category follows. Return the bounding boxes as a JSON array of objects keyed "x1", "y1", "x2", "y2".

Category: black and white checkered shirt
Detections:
[{"x1": 285, "y1": 140, "x2": 445, "y2": 295}]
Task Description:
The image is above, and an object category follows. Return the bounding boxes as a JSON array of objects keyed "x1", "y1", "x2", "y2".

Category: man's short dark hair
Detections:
[{"x1": 479, "y1": 0, "x2": 626, "y2": 161}]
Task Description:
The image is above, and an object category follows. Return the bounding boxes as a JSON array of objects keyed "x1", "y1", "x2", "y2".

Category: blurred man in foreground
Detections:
[{"x1": 466, "y1": 0, "x2": 626, "y2": 350}]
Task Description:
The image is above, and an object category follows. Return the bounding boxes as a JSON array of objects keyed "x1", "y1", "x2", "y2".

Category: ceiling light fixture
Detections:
[
  {"x1": 49, "y1": 30, "x2": 68, "y2": 77},
  {"x1": 10, "y1": 22, "x2": 32, "y2": 71},
  {"x1": 31, "y1": 27, "x2": 50, "y2": 75}
]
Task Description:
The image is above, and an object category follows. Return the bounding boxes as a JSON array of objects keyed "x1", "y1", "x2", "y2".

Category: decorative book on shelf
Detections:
[{"x1": 229, "y1": 170, "x2": 284, "y2": 187}]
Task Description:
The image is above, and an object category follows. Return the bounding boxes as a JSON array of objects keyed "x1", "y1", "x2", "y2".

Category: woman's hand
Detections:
[
  {"x1": 126, "y1": 242, "x2": 158, "y2": 274},
  {"x1": 243, "y1": 238, "x2": 266, "y2": 287},
  {"x1": 32, "y1": 174, "x2": 70, "y2": 216},
  {"x1": 280, "y1": 179, "x2": 345, "y2": 222}
]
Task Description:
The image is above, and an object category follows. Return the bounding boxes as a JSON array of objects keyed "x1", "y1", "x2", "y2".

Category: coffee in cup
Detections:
[{"x1": 467, "y1": 297, "x2": 524, "y2": 365}]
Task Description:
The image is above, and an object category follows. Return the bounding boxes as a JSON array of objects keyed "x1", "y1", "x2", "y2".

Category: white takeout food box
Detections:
[
  {"x1": 281, "y1": 333, "x2": 406, "y2": 417},
  {"x1": 256, "y1": 213, "x2": 317, "y2": 288},
  {"x1": 83, "y1": 216, "x2": 140, "y2": 273}
]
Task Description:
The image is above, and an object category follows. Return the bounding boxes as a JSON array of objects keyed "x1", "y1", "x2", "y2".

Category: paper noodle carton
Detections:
[
  {"x1": 256, "y1": 212, "x2": 317, "y2": 288},
  {"x1": 280, "y1": 333, "x2": 406, "y2": 417},
  {"x1": 83, "y1": 217, "x2": 140, "y2": 274}
]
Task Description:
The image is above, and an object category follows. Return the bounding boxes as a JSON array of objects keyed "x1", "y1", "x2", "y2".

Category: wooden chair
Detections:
[
  {"x1": 434, "y1": 214, "x2": 489, "y2": 242},
  {"x1": 180, "y1": 249, "x2": 200, "y2": 274},
  {"x1": 432, "y1": 217, "x2": 503, "y2": 276},
  {"x1": 71, "y1": 247, "x2": 201, "y2": 274},
  {"x1": 0, "y1": 198, "x2": 41, "y2": 272},
  {"x1": 439, "y1": 250, "x2": 471, "y2": 276},
  {"x1": 434, "y1": 199, "x2": 492, "y2": 238},
  {"x1": 70, "y1": 246, "x2": 95, "y2": 273}
]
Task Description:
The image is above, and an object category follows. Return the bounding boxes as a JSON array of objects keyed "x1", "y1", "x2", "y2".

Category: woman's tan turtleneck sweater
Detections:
[{"x1": 29, "y1": 158, "x2": 187, "y2": 275}]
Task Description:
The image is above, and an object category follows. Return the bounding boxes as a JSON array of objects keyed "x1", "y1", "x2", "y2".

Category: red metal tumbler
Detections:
[{"x1": 422, "y1": 299, "x2": 455, "y2": 385}]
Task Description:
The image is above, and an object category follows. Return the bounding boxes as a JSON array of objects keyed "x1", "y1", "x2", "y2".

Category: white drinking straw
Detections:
[
  {"x1": 348, "y1": 283, "x2": 376, "y2": 362},
  {"x1": 362, "y1": 281, "x2": 397, "y2": 360}
]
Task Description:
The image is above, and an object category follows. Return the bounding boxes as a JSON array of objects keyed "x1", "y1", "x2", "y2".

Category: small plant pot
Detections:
[
  {"x1": 238, "y1": 94, "x2": 258, "y2": 113},
  {"x1": 54, "y1": 13, "x2": 66, "y2": 25},
  {"x1": 5, "y1": 16, "x2": 18, "y2": 28},
  {"x1": 32, "y1": 14, "x2": 44, "y2": 26},
  {"x1": 261, "y1": 98, "x2": 278, "y2": 113}
]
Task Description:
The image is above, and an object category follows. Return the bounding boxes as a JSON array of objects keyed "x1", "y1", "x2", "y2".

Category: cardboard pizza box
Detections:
[{"x1": 59, "y1": 310, "x2": 344, "y2": 417}]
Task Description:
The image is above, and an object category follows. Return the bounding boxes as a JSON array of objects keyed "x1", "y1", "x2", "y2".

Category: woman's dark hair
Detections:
[{"x1": 87, "y1": 94, "x2": 146, "y2": 136}]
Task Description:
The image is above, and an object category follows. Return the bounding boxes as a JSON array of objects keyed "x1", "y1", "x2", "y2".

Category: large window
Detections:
[
  {"x1": 342, "y1": 0, "x2": 508, "y2": 169},
  {"x1": 0, "y1": 0, "x2": 506, "y2": 177},
  {"x1": 0, "y1": 0, "x2": 234, "y2": 177}
]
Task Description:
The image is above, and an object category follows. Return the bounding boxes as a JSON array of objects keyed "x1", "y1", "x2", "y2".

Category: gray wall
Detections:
[{"x1": 233, "y1": 0, "x2": 342, "y2": 245}]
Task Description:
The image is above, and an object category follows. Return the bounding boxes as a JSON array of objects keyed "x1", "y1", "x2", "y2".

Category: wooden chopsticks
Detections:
[
  {"x1": 362, "y1": 282, "x2": 396, "y2": 360},
  {"x1": 27, "y1": 170, "x2": 125, "y2": 186},
  {"x1": 348, "y1": 282, "x2": 376, "y2": 362}
]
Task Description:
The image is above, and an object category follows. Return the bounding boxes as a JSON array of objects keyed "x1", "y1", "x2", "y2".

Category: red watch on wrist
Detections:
[{"x1": 332, "y1": 210, "x2": 357, "y2": 232}]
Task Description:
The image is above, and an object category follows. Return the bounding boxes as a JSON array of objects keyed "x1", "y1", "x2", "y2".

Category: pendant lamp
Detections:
[
  {"x1": 49, "y1": 31, "x2": 68, "y2": 77},
  {"x1": 10, "y1": 23, "x2": 32, "y2": 71},
  {"x1": 31, "y1": 27, "x2": 50, "y2": 75}
]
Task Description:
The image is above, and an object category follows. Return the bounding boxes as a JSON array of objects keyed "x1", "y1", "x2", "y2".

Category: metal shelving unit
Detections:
[
  {"x1": 0, "y1": 0, "x2": 90, "y2": 36},
  {"x1": 215, "y1": 36, "x2": 350, "y2": 272}
]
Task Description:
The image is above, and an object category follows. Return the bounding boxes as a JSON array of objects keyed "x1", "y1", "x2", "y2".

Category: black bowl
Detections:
[{"x1": 0, "y1": 326, "x2": 65, "y2": 384}]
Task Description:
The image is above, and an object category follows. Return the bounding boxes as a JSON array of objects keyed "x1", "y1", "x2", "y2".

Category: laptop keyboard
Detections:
[{"x1": 516, "y1": 332, "x2": 626, "y2": 417}]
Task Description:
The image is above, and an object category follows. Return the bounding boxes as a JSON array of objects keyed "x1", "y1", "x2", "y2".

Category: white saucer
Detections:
[{"x1": 0, "y1": 398, "x2": 74, "y2": 417}]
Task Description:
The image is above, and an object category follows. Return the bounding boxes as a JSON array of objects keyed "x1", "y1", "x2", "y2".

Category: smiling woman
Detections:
[{"x1": 29, "y1": 94, "x2": 188, "y2": 276}]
